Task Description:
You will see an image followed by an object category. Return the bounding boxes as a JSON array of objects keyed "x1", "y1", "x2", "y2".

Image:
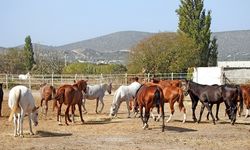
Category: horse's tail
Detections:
[
  {"x1": 237, "y1": 85, "x2": 243, "y2": 116},
  {"x1": 53, "y1": 88, "x2": 64, "y2": 111},
  {"x1": 154, "y1": 86, "x2": 163, "y2": 113},
  {"x1": 8, "y1": 89, "x2": 21, "y2": 122},
  {"x1": 178, "y1": 88, "x2": 185, "y2": 112}
]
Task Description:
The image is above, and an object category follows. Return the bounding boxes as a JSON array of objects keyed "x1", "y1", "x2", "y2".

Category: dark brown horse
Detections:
[
  {"x1": 54, "y1": 80, "x2": 87, "y2": 125},
  {"x1": 184, "y1": 80, "x2": 242, "y2": 125},
  {"x1": 40, "y1": 83, "x2": 56, "y2": 117},
  {"x1": 0, "y1": 83, "x2": 3, "y2": 117},
  {"x1": 134, "y1": 84, "x2": 165, "y2": 132}
]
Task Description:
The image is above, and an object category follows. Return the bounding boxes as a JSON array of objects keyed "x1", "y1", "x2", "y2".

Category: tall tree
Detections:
[
  {"x1": 176, "y1": 0, "x2": 218, "y2": 66},
  {"x1": 24, "y1": 35, "x2": 36, "y2": 71}
]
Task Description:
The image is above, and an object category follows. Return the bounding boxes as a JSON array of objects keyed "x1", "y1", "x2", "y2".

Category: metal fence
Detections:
[{"x1": 0, "y1": 73, "x2": 190, "y2": 90}]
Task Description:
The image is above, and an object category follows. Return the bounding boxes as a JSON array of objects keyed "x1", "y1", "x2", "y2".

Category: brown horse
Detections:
[
  {"x1": 54, "y1": 80, "x2": 87, "y2": 125},
  {"x1": 134, "y1": 84, "x2": 165, "y2": 132},
  {"x1": 40, "y1": 83, "x2": 56, "y2": 117},
  {"x1": 160, "y1": 86, "x2": 186, "y2": 123},
  {"x1": 151, "y1": 79, "x2": 182, "y2": 88},
  {"x1": 240, "y1": 85, "x2": 250, "y2": 118},
  {"x1": 143, "y1": 82, "x2": 186, "y2": 123}
]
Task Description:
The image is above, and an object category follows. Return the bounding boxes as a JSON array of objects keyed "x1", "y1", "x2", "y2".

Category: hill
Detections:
[{"x1": 1, "y1": 30, "x2": 250, "y2": 64}]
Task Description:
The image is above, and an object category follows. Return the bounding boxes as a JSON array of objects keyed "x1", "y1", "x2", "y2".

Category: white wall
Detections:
[{"x1": 192, "y1": 67, "x2": 224, "y2": 85}]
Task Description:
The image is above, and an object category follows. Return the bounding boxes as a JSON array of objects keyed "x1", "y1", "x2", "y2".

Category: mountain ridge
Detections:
[{"x1": 1, "y1": 30, "x2": 250, "y2": 64}]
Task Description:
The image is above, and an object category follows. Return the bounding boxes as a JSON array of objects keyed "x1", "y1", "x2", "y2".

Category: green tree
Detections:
[
  {"x1": 63, "y1": 62, "x2": 127, "y2": 74},
  {"x1": 0, "y1": 48, "x2": 26, "y2": 73},
  {"x1": 24, "y1": 35, "x2": 36, "y2": 71},
  {"x1": 176, "y1": 0, "x2": 218, "y2": 66},
  {"x1": 127, "y1": 32, "x2": 199, "y2": 73}
]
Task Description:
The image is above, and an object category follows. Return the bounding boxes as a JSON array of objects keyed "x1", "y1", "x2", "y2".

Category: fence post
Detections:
[
  {"x1": 5, "y1": 74, "x2": 8, "y2": 90},
  {"x1": 100, "y1": 74, "x2": 103, "y2": 84},
  {"x1": 147, "y1": 73, "x2": 150, "y2": 82},
  {"x1": 75, "y1": 74, "x2": 77, "y2": 81},
  {"x1": 52, "y1": 73, "x2": 54, "y2": 86},
  {"x1": 28, "y1": 75, "x2": 31, "y2": 90},
  {"x1": 171, "y1": 72, "x2": 174, "y2": 80},
  {"x1": 61, "y1": 75, "x2": 63, "y2": 84},
  {"x1": 125, "y1": 73, "x2": 128, "y2": 85}
]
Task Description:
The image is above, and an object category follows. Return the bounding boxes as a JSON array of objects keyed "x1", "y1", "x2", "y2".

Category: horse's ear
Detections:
[{"x1": 73, "y1": 80, "x2": 76, "y2": 83}]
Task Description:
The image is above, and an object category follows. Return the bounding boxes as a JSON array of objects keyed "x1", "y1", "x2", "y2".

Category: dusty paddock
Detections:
[{"x1": 0, "y1": 90, "x2": 250, "y2": 150}]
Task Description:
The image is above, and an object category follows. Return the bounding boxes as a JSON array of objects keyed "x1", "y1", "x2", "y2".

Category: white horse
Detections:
[
  {"x1": 8, "y1": 85, "x2": 39, "y2": 137},
  {"x1": 18, "y1": 72, "x2": 31, "y2": 80},
  {"x1": 110, "y1": 81, "x2": 141, "y2": 118},
  {"x1": 82, "y1": 83, "x2": 112, "y2": 114}
]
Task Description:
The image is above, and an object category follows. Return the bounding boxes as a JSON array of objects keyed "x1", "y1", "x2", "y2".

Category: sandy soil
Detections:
[{"x1": 0, "y1": 90, "x2": 250, "y2": 150}]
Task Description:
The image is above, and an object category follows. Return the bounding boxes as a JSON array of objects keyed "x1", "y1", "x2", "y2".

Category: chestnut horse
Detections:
[
  {"x1": 134, "y1": 84, "x2": 165, "y2": 132},
  {"x1": 143, "y1": 82, "x2": 186, "y2": 123},
  {"x1": 240, "y1": 85, "x2": 250, "y2": 118},
  {"x1": 40, "y1": 83, "x2": 56, "y2": 117},
  {"x1": 54, "y1": 80, "x2": 87, "y2": 125}
]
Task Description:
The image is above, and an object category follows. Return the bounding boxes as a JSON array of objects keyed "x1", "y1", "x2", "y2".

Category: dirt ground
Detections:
[{"x1": 0, "y1": 90, "x2": 250, "y2": 150}]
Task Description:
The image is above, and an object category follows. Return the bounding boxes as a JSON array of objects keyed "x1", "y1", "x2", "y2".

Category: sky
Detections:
[{"x1": 0, "y1": 0, "x2": 250, "y2": 47}]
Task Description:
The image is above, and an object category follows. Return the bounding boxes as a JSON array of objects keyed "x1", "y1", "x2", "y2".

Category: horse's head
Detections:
[
  {"x1": 110, "y1": 103, "x2": 118, "y2": 117},
  {"x1": 228, "y1": 106, "x2": 237, "y2": 125},
  {"x1": 31, "y1": 106, "x2": 39, "y2": 126},
  {"x1": 182, "y1": 79, "x2": 190, "y2": 96},
  {"x1": 76, "y1": 80, "x2": 88, "y2": 93},
  {"x1": 107, "y1": 83, "x2": 112, "y2": 94}
]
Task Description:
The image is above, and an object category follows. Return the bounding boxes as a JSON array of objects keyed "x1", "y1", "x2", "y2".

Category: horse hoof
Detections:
[{"x1": 30, "y1": 132, "x2": 34, "y2": 135}]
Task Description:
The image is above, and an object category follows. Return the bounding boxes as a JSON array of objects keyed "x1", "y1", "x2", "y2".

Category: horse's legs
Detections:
[
  {"x1": 161, "y1": 103, "x2": 165, "y2": 132},
  {"x1": 95, "y1": 98, "x2": 99, "y2": 114},
  {"x1": 78, "y1": 103, "x2": 85, "y2": 124},
  {"x1": 215, "y1": 103, "x2": 220, "y2": 120},
  {"x1": 207, "y1": 103, "x2": 213, "y2": 120},
  {"x1": 13, "y1": 114, "x2": 18, "y2": 137},
  {"x1": 150, "y1": 108, "x2": 156, "y2": 121},
  {"x1": 19, "y1": 111, "x2": 25, "y2": 137},
  {"x1": 0, "y1": 100, "x2": 2, "y2": 117},
  {"x1": 65, "y1": 104, "x2": 71, "y2": 125},
  {"x1": 126, "y1": 100, "x2": 131, "y2": 118},
  {"x1": 28, "y1": 114, "x2": 34, "y2": 135},
  {"x1": 71, "y1": 105, "x2": 75, "y2": 123},
  {"x1": 245, "y1": 106, "x2": 250, "y2": 118},
  {"x1": 140, "y1": 106, "x2": 144, "y2": 126},
  {"x1": 82, "y1": 98, "x2": 87, "y2": 114},
  {"x1": 45, "y1": 99, "x2": 48, "y2": 117},
  {"x1": 57, "y1": 103, "x2": 63, "y2": 125},
  {"x1": 166, "y1": 102, "x2": 175, "y2": 123},
  {"x1": 191, "y1": 98, "x2": 198, "y2": 122},
  {"x1": 143, "y1": 108, "x2": 150, "y2": 129},
  {"x1": 99, "y1": 98, "x2": 104, "y2": 113},
  {"x1": 198, "y1": 103, "x2": 205, "y2": 123},
  {"x1": 204, "y1": 102, "x2": 216, "y2": 125},
  {"x1": 40, "y1": 98, "x2": 44, "y2": 114}
]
